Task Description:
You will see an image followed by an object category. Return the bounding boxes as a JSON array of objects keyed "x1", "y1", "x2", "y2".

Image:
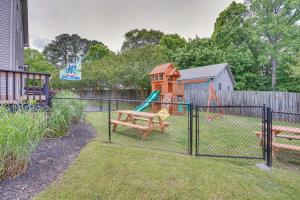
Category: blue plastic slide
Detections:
[{"x1": 134, "y1": 90, "x2": 160, "y2": 112}]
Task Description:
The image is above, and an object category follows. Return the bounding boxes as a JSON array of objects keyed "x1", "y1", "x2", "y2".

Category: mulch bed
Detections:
[{"x1": 0, "y1": 122, "x2": 96, "y2": 200}]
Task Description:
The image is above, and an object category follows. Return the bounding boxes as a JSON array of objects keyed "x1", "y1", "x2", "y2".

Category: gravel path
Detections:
[{"x1": 0, "y1": 122, "x2": 96, "y2": 200}]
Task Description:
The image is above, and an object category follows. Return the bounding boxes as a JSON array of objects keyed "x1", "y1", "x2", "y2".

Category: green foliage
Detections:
[
  {"x1": 212, "y1": 2, "x2": 247, "y2": 49},
  {"x1": 84, "y1": 44, "x2": 111, "y2": 62},
  {"x1": 81, "y1": 45, "x2": 166, "y2": 96},
  {"x1": 81, "y1": 54, "x2": 121, "y2": 90},
  {"x1": 159, "y1": 34, "x2": 186, "y2": 61},
  {"x1": 47, "y1": 91, "x2": 87, "y2": 137},
  {"x1": 247, "y1": 0, "x2": 300, "y2": 89},
  {"x1": 119, "y1": 45, "x2": 166, "y2": 91},
  {"x1": 43, "y1": 0, "x2": 300, "y2": 93},
  {"x1": 25, "y1": 48, "x2": 55, "y2": 74},
  {"x1": 121, "y1": 29, "x2": 164, "y2": 52},
  {"x1": 0, "y1": 107, "x2": 47, "y2": 180},
  {"x1": 43, "y1": 34, "x2": 104, "y2": 66},
  {"x1": 173, "y1": 38, "x2": 224, "y2": 69}
]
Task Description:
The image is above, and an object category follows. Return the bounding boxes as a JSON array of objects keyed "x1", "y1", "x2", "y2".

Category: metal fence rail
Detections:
[
  {"x1": 51, "y1": 97, "x2": 300, "y2": 168},
  {"x1": 194, "y1": 105, "x2": 266, "y2": 160}
]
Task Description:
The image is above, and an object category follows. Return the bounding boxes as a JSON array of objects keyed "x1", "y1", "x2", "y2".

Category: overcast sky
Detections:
[{"x1": 28, "y1": 0, "x2": 243, "y2": 52}]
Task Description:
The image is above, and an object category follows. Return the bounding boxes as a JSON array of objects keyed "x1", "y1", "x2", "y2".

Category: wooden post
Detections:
[{"x1": 45, "y1": 75, "x2": 50, "y2": 106}]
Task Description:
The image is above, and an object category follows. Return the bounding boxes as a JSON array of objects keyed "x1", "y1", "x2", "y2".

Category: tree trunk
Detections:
[{"x1": 271, "y1": 57, "x2": 277, "y2": 90}]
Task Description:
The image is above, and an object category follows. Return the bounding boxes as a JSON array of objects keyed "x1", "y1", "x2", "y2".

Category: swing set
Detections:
[{"x1": 206, "y1": 78, "x2": 224, "y2": 122}]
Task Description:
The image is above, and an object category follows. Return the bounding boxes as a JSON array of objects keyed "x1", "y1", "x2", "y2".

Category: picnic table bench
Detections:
[
  {"x1": 110, "y1": 110, "x2": 169, "y2": 140},
  {"x1": 254, "y1": 125, "x2": 300, "y2": 158}
]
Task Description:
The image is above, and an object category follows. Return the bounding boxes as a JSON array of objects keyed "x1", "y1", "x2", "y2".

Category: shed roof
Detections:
[
  {"x1": 178, "y1": 63, "x2": 235, "y2": 85},
  {"x1": 150, "y1": 63, "x2": 174, "y2": 75}
]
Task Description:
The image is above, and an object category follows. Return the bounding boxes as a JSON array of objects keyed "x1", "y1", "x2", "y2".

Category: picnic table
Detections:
[
  {"x1": 254, "y1": 125, "x2": 300, "y2": 158},
  {"x1": 272, "y1": 125, "x2": 300, "y2": 138},
  {"x1": 110, "y1": 110, "x2": 169, "y2": 140}
]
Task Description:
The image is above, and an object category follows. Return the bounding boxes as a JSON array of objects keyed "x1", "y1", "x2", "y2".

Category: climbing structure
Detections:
[{"x1": 149, "y1": 63, "x2": 185, "y2": 115}]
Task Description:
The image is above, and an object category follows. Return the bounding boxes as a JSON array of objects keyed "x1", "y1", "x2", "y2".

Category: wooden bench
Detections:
[
  {"x1": 110, "y1": 119, "x2": 151, "y2": 140},
  {"x1": 272, "y1": 143, "x2": 300, "y2": 158},
  {"x1": 111, "y1": 120, "x2": 148, "y2": 131},
  {"x1": 254, "y1": 132, "x2": 300, "y2": 141},
  {"x1": 133, "y1": 117, "x2": 170, "y2": 127},
  {"x1": 253, "y1": 131, "x2": 300, "y2": 158},
  {"x1": 276, "y1": 135, "x2": 300, "y2": 140}
]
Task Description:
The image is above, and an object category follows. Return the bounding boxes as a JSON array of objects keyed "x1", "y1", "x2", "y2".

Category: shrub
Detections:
[
  {"x1": 0, "y1": 107, "x2": 47, "y2": 180},
  {"x1": 47, "y1": 91, "x2": 87, "y2": 137}
]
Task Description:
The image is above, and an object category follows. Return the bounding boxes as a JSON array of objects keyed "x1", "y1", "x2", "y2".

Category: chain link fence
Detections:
[
  {"x1": 195, "y1": 106, "x2": 266, "y2": 159},
  {"x1": 50, "y1": 97, "x2": 300, "y2": 169},
  {"x1": 67, "y1": 98, "x2": 193, "y2": 154}
]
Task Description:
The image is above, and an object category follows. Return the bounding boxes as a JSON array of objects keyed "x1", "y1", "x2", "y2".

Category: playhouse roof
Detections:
[
  {"x1": 178, "y1": 63, "x2": 235, "y2": 84},
  {"x1": 150, "y1": 63, "x2": 174, "y2": 75}
]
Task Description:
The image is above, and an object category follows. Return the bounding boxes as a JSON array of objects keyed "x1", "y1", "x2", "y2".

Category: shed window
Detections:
[{"x1": 218, "y1": 83, "x2": 222, "y2": 90}]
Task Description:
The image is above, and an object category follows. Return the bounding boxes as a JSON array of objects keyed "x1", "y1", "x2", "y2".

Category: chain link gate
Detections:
[{"x1": 194, "y1": 105, "x2": 271, "y2": 165}]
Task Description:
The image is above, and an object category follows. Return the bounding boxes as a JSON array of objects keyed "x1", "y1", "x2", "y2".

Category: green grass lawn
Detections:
[
  {"x1": 34, "y1": 102, "x2": 300, "y2": 199},
  {"x1": 35, "y1": 142, "x2": 300, "y2": 200},
  {"x1": 85, "y1": 106, "x2": 300, "y2": 168}
]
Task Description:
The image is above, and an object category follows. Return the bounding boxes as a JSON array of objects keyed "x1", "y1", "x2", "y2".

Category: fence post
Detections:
[
  {"x1": 195, "y1": 106, "x2": 199, "y2": 156},
  {"x1": 189, "y1": 103, "x2": 193, "y2": 155},
  {"x1": 45, "y1": 75, "x2": 50, "y2": 106},
  {"x1": 266, "y1": 107, "x2": 272, "y2": 167},
  {"x1": 116, "y1": 99, "x2": 119, "y2": 110},
  {"x1": 108, "y1": 99, "x2": 111, "y2": 143},
  {"x1": 262, "y1": 104, "x2": 266, "y2": 160}
]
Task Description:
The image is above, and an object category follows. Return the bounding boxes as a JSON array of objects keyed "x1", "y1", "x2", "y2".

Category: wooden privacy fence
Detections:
[{"x1": 186, "y1": 89, "x2": 300, "y2": 122}]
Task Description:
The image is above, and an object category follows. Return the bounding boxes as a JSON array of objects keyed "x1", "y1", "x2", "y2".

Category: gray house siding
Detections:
[
  {"x1": 14, "y1": 0, "x2": 25, "y2": 70},
  {"x1": 0, "y1": 0, "x2": 25, "y2": 70},
  {"x1": 0, "y1": 0, "x2": 27, "y2": 99},
  {"x1": 0, "y1": 0, "x2": 12, "y2": 70}
]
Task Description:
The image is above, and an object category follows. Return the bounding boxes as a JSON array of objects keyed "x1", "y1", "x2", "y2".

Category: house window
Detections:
[
  {"x1": 218, "y1": 83, "x2": 222, "y2": 90},
  {"x1": 228, "y1": 86, "x2": 230, "y2": 91}
]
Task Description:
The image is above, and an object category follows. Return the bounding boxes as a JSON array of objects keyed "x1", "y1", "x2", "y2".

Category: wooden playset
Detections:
[
  {"x1": 149, "y1": 63, "x2": 185, "y2": 115},
  {"x1": 148, "y1": 63, "x2": 224, "y2": 119}
]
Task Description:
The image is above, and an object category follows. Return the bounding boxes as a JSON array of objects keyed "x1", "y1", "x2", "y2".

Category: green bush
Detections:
[
  {"x1": 0, "y1": 107, "x2": 47, "y2": 180},
  {"x1": 47, "y1": 91, "x2": 87, "y2": 137}
]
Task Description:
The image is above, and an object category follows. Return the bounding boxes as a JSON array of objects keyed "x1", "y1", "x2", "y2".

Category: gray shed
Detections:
[{"x1": 178, "y1": 63, "x2": 235, "y2": 94}]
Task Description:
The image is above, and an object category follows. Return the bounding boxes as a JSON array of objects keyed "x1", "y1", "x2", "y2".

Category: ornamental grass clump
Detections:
[
  {"x1": 47, "y1": 91, "x2": 87, "y2": 137},
  {"x1": 0, "y1": 107, "x2": 47, "y2": 181}
]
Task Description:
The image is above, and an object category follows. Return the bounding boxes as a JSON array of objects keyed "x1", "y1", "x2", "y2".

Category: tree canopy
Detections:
[
  {"x1": 247, "y1": 0, "x2": 300, "y2": 89},
  {"x1": 121, "y1": 29, "x2": 164, "y2": 52},
  {"x1": 25, "y1": 48, "x2": 55, "y2": 74},
  {"x1": 84, "y1": 43, "x2": 111, "y2": 62},
  {"x1": 36, "y1": 1, "x2": 300, "y2": 93},
  {"x1": 43, "y1": 34, "x2": 103, "y2": 66}
]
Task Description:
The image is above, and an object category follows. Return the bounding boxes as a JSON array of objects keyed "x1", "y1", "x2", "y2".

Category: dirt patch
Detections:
[{"x1": 0, "y1": 122, "x2": 96, "y2": 200}]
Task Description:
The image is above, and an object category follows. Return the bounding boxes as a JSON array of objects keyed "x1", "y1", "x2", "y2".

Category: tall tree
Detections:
[
  {"x1": 173, "y1": 38, "x2": 225, "y2": 70},
  {"x1": 212, "y1": 1, "x2": 248, "y2": 49},
  {"x1": 121, "y1": 29, "x2": 164, "y2": 51},
  {"x1": 43, "y1": 34, "x2": 103, "y2": 66},
  {"x1": 84, "y1": 43, "x2": 111, "y2": 62},
  {"x1": 159, "y1": 34, "x2": 186, "y2": 61},
  {"x1": 247, "y1": 0, "x2": 300, "y2": 89}
]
